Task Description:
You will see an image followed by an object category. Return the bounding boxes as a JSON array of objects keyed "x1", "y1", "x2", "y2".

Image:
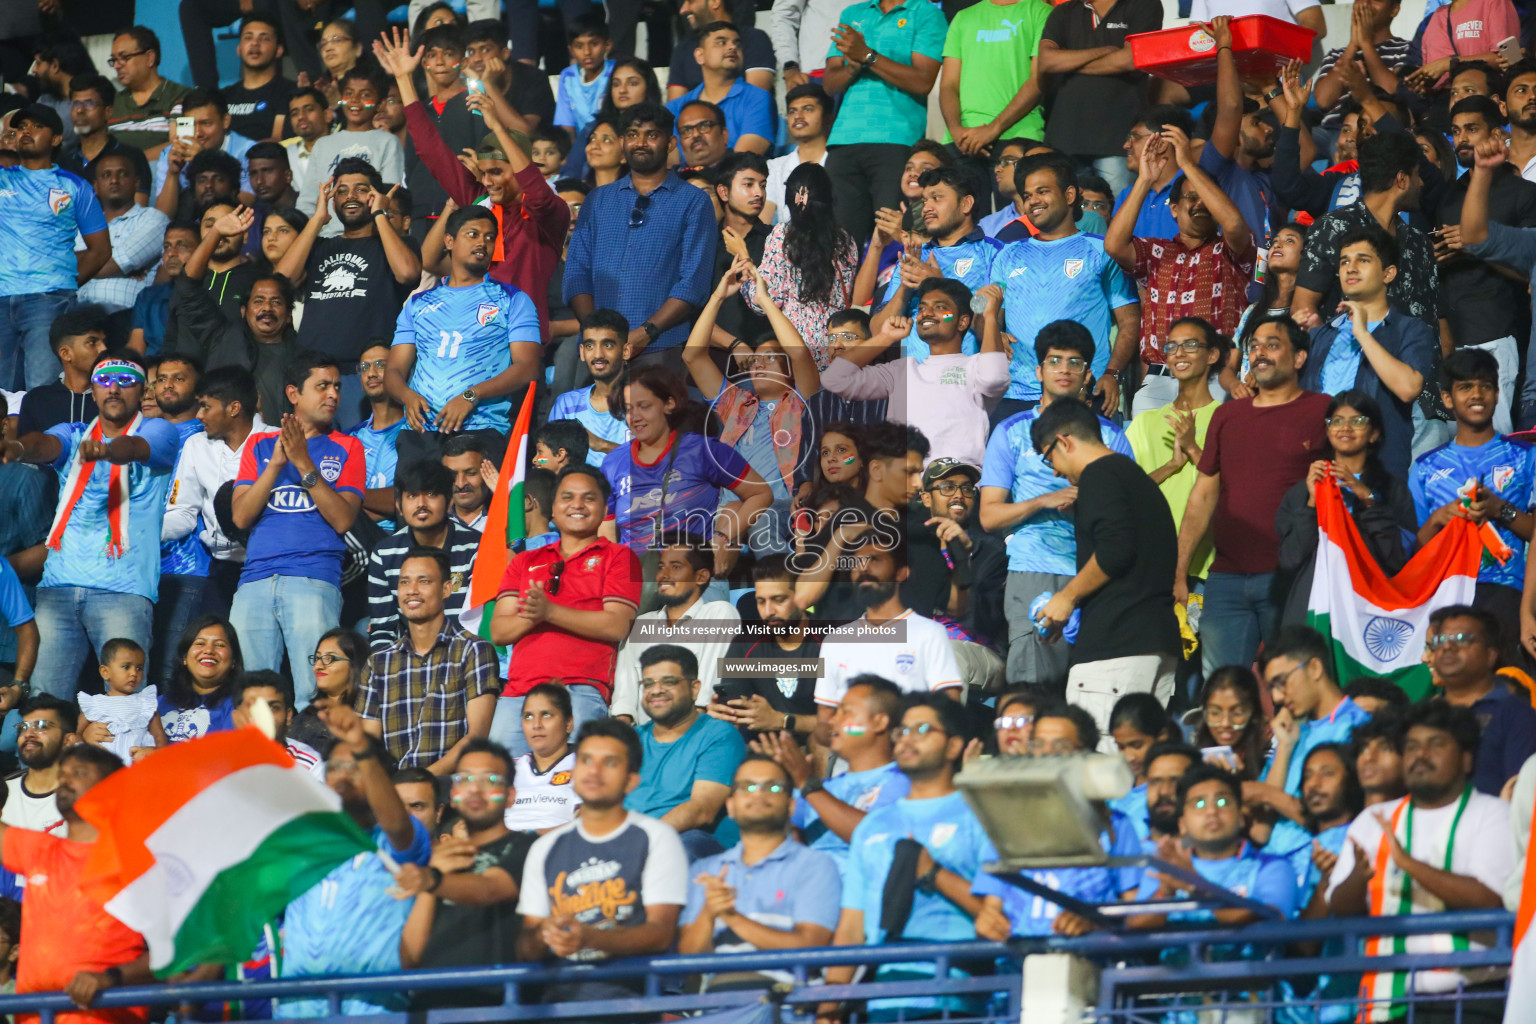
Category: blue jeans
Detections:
[
  {"x1": 1200, "y1": 570, "x2": 1278, "y2": 678},
  {"x1": 151, "y1": 574, "x2": 209, "y2": 686},
  {"x1": 33, "y1": 586, "x2": 154, "y2": 699},
  {"x1": 1089, "y1": 155, "x2": 1132, "y2": 196},
  {"x1": 0, "y1": 291, "x2": 77, "y2": 391},
  {"x1": 489, "y1": 683, "x2": 609, "y2": 759},
  {"x1": 230, "y1": 575, "x2": 342, "y2": 709}
]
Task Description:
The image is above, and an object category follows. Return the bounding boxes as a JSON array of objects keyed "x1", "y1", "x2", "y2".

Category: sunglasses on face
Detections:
[
  {"x1": 92, "y1": 372, "x2": 142, "y2": 389},
  {"x1": 995, "y1": 715, "x2": 1033, "y2": 730},
  {"x1": 450, "y1": 772, "x2": 506, "y2": 787},
  {"x1": 734, "y1": 781, "x2": 786, "y2": 794}
]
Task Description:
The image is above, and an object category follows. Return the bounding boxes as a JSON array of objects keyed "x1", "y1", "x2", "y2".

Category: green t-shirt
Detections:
[
  {"x1": 940, "y1": 0, "x2": 1052, "y2": 143},
  {"x1": 1125, "y1": 398, "x2": 1223, "y2": 579}
]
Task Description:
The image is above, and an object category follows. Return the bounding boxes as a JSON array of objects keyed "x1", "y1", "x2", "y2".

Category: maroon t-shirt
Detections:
[{"x1": 1197, "y1": 392, "x2": 1332, "y2": 575}]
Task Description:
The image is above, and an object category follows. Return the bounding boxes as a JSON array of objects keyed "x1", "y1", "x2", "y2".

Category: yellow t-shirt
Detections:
[{"x1": 1125, "y1": 399, "x2": 1222, "y2": 580}]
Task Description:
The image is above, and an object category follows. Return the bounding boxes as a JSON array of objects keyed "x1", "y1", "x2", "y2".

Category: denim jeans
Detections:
[
  {"x1": 230, "y1": 575, "x2": 343, "y2": 708},
  {"x1": 1199, "y1": 570, "x2": 1278, "y2": 678},
  {"x1": 33, "y1": 586, "x2": 154, "y2": 699},
  {"x1": 0, "y1": 291, "x2": 77, "y2": 391},
  {"x1": 489, "y1": 683, "x2": 609, "y2": 759},
  {"x1": 151, "y1": 574, "x2": 209, "y2": 686}
]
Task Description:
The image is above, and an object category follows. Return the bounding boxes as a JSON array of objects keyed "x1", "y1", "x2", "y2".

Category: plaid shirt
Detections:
[
  {"x1": 1132, "y1": 233, "x2": 1256, "y2": 365},
  {"x1": 77, "y1": 204, "x2": 171, "y2": 313},
  {"x1": 359, "y1": 623, "x2": 500, "y2": 768}
]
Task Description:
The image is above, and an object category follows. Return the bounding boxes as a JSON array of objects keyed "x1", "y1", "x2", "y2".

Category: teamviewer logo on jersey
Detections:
[{"x1": 477, "y1": 303, "x2": 500, "y2": 326}]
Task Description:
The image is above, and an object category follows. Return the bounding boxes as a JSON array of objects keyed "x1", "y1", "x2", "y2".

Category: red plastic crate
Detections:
[{"x1": 1127, "y1": 15, "x2": 1315, "y2": 87}]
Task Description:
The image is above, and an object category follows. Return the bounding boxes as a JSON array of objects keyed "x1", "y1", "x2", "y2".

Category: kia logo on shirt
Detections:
[{"x1": 267, "y1": 485, "x2": 318, "y2": 513}]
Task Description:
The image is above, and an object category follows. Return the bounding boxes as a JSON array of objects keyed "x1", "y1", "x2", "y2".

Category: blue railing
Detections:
[{"x1": 0, "y1": 912, "x2": 1512, "y2": 1024}]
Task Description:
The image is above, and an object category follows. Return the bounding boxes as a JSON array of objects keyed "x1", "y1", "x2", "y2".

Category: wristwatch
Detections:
[
  {"x1": 917, "y1": 862, "x2": 940, "y2": 894},
  {"x1": 783, "y1": 60, "x2": 800, "y2": 71},
  {"x1": 372, "y1": 208, "x2": 389, "y2": 219},
  {"x1": 1499, "y1": 502, "x2": 1519, "y2": 525},
  {"x1": 860, "y1": 50, "x2": 879, "y2": 69},
  {"x1": 801, "y1": 775, "x2": 825, "y2": 796},
  {"x1": 462, "y1": 387, "x2": 479, "y2": 405},
  {"x1": 641, "y1": 321, "x2": 661, "y2": 344},
  {"x1": 783, "y1": 713, "x2": 796, "y2": 733},
  {"x1": 298, "y1": 469, "x2": 321, "y2": 490}
]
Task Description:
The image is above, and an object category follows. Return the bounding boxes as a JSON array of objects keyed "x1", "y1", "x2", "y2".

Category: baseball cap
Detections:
[
  {"x1": 12, "y1": 103, "x2": 63, "y2": 140},
  {"x1": 477, "y1": 129, "x2": 531, "y2": 160},
  {"x1": 921, "y1": 458, "x2": 981, "y2": 489}
]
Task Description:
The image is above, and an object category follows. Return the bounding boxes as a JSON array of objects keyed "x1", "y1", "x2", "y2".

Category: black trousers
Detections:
[{"x1": 826, "y1": 142, "x2": 909, "y2": 244}]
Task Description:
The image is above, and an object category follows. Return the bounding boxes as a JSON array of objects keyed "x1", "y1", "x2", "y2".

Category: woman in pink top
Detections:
[{"x1": 1411, "y1": 0, "x2": 1520, "y2": 89}]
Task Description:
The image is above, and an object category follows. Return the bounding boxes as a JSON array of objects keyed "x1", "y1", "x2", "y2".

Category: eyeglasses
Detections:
[
  {"x1": 14, "y1": 721, "x2": 58, "y2": 735},
  {"x1": 1427, "y1": 631, "x2": 1480, "y2": 651},
  {"x1": 1042, "y1": 355, "x2": 1086, "y2": 371},
  {"x1": 319, "y1": 35, "x2": 354, "y2": 47},
  {"x1": 357, "y1": 359, "x2": 388, "y2": 373},
  {"x1": 324, "y1": 759, "x2": 361, "y2": 774},
  {"x1": 1163, "y1": 339, "x2": 1207, "y2": 356},
  {"x1": 308, "y1": 653, "x2": 351, "y2": 666},
  {"x1": 930, "y1": 481, "x2": 977, "y2": 498},
  {"x1": 1039, "y1": 437, "x2": 1061, "y2": 462},
  {"x1": 828, "y1": 330, "x2": 864, "y2": 344},
  {"x1": 1326, "y1": 414, "x2": 1371, "y2": 428},
  {"x1": 1082, "y1": 199, "x2": 1113, "y2": 214},
  {"x1": 546, "y1": 559, "x2": 566, "y2": 595},
  {"x1": 640, "y1": 675, "x2": 689, "y2": 689},
  {"x1": 994, "y1": 715, "x2": 1033, "y2": 730},
  {"x1": 450, "y1": 772, "x2": 506, "y2": 787},
  {"x1": 734, "y1": 781, "x2": 787, "y2": 794},
  {"x1": 1027, "y1": 737, "x2": 1080, "y2": 756},
  {"x1": 897, "y1": 722, "x2": 944, "y2": 738},
  {"x1": 92, "y1": 372, "x2": 142, "y2": 389},
  {"x1": 1188, "y1": 795, "x2": 1233, "y2": 810},
  {"x1": 1203, "y1": 706, "x2": 1252, "y2": 726},
  {"x1": 994, "y1": 155, "x2": 1021, "y2": 167},
  {"x1": 679, "y1": 120, "x2": 721, "y2": 138},
  {"x1": 629, "y1": 194, "x2": 651, "y2": 229},
  {"x1": 70, "y1": 99, "x2": 103, "y2": 110},
  {"x1": 1247, "y1": 339, "x2": 1287, "y2": 355},
  {"x1": 107, "y1": 49, "x2": 148, "y2": 67},
  {"x1": 1264, "y1": 662, "x2": 1305, "y2": 691}
]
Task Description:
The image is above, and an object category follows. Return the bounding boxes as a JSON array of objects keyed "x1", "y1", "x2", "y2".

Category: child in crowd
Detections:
[{"x1": 78, "y1": 637, "x2": 166, "y2": 764}]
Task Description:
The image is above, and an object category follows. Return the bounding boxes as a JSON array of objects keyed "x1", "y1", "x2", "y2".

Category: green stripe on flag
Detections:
[
  {"x1": 1307, "y1": 611, "x2": 1434, "y2": 701},
  {"x1": 505, "y1": 481, "x2": 525, "y2": 547}
]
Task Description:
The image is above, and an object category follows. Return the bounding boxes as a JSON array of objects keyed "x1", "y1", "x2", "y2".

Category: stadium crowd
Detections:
[{"x1": 2, "y1": 0, "x2": 1536, "y2": 1019}]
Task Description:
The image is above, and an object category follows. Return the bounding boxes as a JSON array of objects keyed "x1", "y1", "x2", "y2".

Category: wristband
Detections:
[
  {"x1": 352, "y1": 744, "x2": 378, "y2": 761},
  {"x1": 105, "y1": 967, "x2": 124, "y2": 987},
  {"x1": 801, "y1": 775, "x2": 825, "y2": 796},
  {"x1": 372, "y1": 208, "x2": 389, "y2": 218},
  {"x1": 426, "y1": 865, "x2": 444, "y2": 892}
]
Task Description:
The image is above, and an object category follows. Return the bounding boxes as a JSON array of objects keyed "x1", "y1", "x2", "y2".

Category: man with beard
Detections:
[
  {"x1": 365, "y1": 461, "x2": 482, "y2": 654},
  {"x1": 548, "y1": 310, "x2": 633, "y2": 468},
  {"x1": 78, "y1": 153, "x2": 170, "y2": 319},
  {"x1": 1127, "y1": 764, "x2": 1298, "y2": 929},
  {"x1": 129, "y1": 224, "x2": 197, "y2": 357},
  {"x1": 625, "y1": 645, "x2": 747, "y2": 860},
  {"x1": 1353, "y1": 712, "x2": 1408, "y2": 807},
  {"x1": 678, "y1": 754, "x2": 840, "y2": 980},
  {"x1": 4, "y1": 351, "x2": 181, "y2": 698},
  {"x1": 1328, "y1": 702, "x2": 1512, "y2": 1021},
  {"x1": 1141, "y1": 742, "x2": 1198, "y2": 851},
  {"x1": 822, "y1": 695, "x2": 989, "y2": 1021},
  {"x1": 613, "y1": 533, "x2": 739, "y2": 723},
  {"x1": 152, "y1": 89, "x2": 257, "y2": 219},
  {"x1": 1, "y1": 744, "x2": 158, "y2": 1020},
  {"x1": 217, "y1": 17, "x2": 294, "y2": 141},
  {"x1": 60, "y1": 75, "x2": 152, "y2": 206},
  {"x1": 174, "y1": 198, "x2": 258, "y2": 346},
  {"x1": 1426, "y1": 605, "x2": 1536, "y2": 795},
  {"x1": 564, "y1": 101, "x2": 718, "y2": 376},
  {"x1": 905, "y1": 458, "x2": 1005, "y2": 660},
  {"x1": 665, "y1": 25, "x2": 776, "y2": 154},
  {"x1": 396, "y1": 739, "x2": 537, "y2": 1004},
  {"x1": 240, "y1": 142, "x2": 299, "y2": 259},
  {"x1": 1175, "y1": 315, "x2": 1330, "y2": 677},
  {"x1": 231, "y1": 353, "x2": 365, "y2": 707},
  {"x1": 277, "y1": 702, "x2": 432, "y2": 1019},
  {"x1": 231, "y1": 669, "x2": 326, "y2": 780},
  {"x1": 386, "y1": 205, "x2": 540, "y2": 458},
  {"x1": 1288, "y1": 743, "x2": 1362, "y2": 911},
  {"x1": 1106, "y1": 125, "x2": 1256, "y2": 415},
  {"x1": 352, "y1": 342, "x2": 407, "y2": 529},
  {"x1": 675, "y1": 100, "x2": 731, "y2": 170},
  {"x1": 150, "y1": 355, "x2": 214, "y2": 684},
  {"x1": 1503, "y1": 61, "x2": 1536, "y2": 182},
  {"x1": 17, "y1": 305, "x2": 105, "y2": 437},
  {"x1": 2, "y1": 695, "x2": 80, "y2": 835},
  {"x1": 280, "y1": 158, "x2": 421, "y2": 430},
  {"x1": 1195, "y1": 18, "x2": 1278, "y2": 244},
  {"x1": 1433, "y1": 97, "x2": 1536, "y2": 435},
  {"x1": 0, "y1": 104, "x2": 112, "y2": 392},
  {"x1": 711, "y1": 555, "x2": 822, "y2": 740},
  {"x1": 283, "y1": 88, "x2": 333, "y2": 202}
]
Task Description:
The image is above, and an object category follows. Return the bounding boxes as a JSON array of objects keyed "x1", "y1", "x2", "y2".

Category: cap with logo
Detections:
[{"x1": 921, "y1": 458, "x2": 981, "y2": 490}]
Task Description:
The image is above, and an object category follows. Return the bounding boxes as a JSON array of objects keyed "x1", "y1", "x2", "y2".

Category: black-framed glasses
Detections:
[
  {"x1": 547, "y1": 559, "x2": 567, "y2": 595},
  {"x1": 1163, "y1": 339, "x2": 1207, "y2": 356},
  {"x1": 1427, "y1": 631, "x2": 1480, "y2": 651},
  {"x1": 308, "y1": 653, "x2": 351, "y2": 667},
  {"x1": 679, "y1": 120, "x2": 721, "y2": 138},
  {"x1": 107, "y1": 49, "x2": 148, "y2": 67},
  {"x1": 994, "y1": 155, "x2": 1021, "y2": 167},
  {"x1": 1039, "y1": 437, "x2": 1060, "y2": 462},
  {"x1": 930, "y1": 481, "x2": 977, "y2": 498},
  {"x1": 629, "y1": 194, "x2": 651, "y2": 229}
]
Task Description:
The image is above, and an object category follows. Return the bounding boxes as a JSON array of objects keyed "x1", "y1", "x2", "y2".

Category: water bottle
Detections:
[{"x1": 1029, "y1": 591, "x2": 1079, "y2": 643}]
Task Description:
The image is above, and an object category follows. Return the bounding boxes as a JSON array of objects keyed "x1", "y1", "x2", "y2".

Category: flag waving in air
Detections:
[
  {"x1": 1305, "y1": 475, "x2": 1487, "y2": 702},
  {"x1": 74, "y1": 729, "x2": 374, "y2": 976},
  {"x1": 461, "y1": 381, "x2": 539, "y2": 642}
]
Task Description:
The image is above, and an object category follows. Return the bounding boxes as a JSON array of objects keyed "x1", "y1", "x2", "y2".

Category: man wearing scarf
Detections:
[{"x1": 0, "y1": 352, "x2": 181, "y2": 700}]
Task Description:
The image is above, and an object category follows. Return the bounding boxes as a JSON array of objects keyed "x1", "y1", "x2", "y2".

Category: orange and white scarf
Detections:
[{"x1": 46, "y1": 414, "x2": 144, "y2": 557}]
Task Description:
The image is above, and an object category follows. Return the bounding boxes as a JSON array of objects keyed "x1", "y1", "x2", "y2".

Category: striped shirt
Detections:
[
  {"x1": 77, "y1": 204, "x2": 171, "y2": 313},
  {"x1": 365, "y1": 520, "x2": 482, "y2": 653},
  {"x1": 358, "y1": 623, "x2": 501, "y2": 768}
]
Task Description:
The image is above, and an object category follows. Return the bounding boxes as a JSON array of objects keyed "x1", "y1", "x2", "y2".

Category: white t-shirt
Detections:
[
  {"x1": 1, "y1": 774, "x2": 65, "y2": 836},
  {"x1": 611, "y1": 600, "x2": 742, "y2": 721},
  {"x1": 507, "y1": 750, "x2": 582, "y2": 832},
  {"x1": 814, "y1": 610, "x2": 963, "y2": 707},
  {"x1": 1326, "y1": 790, "x2": 1512, "y2": 998},
  {"x1": 286, "y1": 737, "x2": 327, "y2": 782},
  {"x1": 1189, "y1": 0, "x2": 1319, "y2": 24}
]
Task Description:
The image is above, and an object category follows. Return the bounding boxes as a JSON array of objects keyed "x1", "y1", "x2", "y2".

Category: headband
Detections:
[{"x1": 93, "y1": 359, "x2": 146, "y2": 382}]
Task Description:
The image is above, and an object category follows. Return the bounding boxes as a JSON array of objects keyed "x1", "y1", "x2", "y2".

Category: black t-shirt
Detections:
[
  {"x1": 718, "y1": 634, "x2": 822, "y2": 715},
  {"x1": 506, "y1": 63, "x2": 557, "y2": 128},
  {"x1": 416, "y1": 830, "x2": 537, "y2": 1006},
  {"x1": 58, "y1": 135, "x2": 152, "y2": 196},
  {"x1": 1072, "y1": 453, "x2": 1179, "y2": 662},
  {"x1": 223, "y1": 76, "x2": 296, "y2": 142},
  {"x1": 713, "y1": 220, "x2": 770, "y2": 343},
  {"x1": 17, "y1": 381, "x2": 97, "y2": 437},
  {"x1": 669, "y1": 26, "x2": 777, "y2": 92},
  {"x1": 405, "y1": 91, "x2": 483, "y2": 223},
  {"x1": 298, "y1": 234, "x2": 418, "y2": 360},
  {"x1": 902, "y1": 515, "x2": 1007, "y2": 647},
  {"x1": 1040, "y1": 0, "x2": 1162, "y2": 158},
  {"x1": 1438, "y1": 164, "x2": 1536, "y2": 348}
]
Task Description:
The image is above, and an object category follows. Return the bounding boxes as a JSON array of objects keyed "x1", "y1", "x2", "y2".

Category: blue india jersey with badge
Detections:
[
  {"x1": 0, "y1": 164, "x2": 108, "y2": 296},
  {"x1": 548, "y1": 385, "x2": 632, "y2": 467},
  {"x1": 882, "y1": 230, "x2": 1004, "y2": 360},
  {"x1": 391, "y1": 279, "x2": 540, "y2": 434},
  {"x1": 161, "y1": 418, "x2": 211, "y2": 577},
  {"x1": 793, "y1": 760, "x2": 911, "y2": 874},
  {"x1": 1409, "y1": 435, "x2": 1536, "y2": 591},
  {"x1": 350, "y1": 414, "x2": 405, "y2": 532},
  {"x1": 989, "y1": 232, "x2": 1138, "y2": 400}
]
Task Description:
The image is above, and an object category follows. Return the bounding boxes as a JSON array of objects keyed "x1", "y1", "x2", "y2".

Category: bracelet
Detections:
[{"x1": 1217, "y1": 44, "x2": 1232, "y2": 51}]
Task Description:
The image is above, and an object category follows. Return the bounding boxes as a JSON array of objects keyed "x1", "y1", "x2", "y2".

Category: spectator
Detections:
[
  {"x1": 671, "y1": 0, "x2": 777, "y2": 99},
  {"x1": 230, "y1": 353, "x2": 365, "y2": 707},
  {"x1": 708, "y1": 556, "x2": 821, "y2": 740},
  {"x1": 395, "y1": 758, "x2": 446, "y2": 836},
  {"x1": 1141, "y1": 741, "x2": 1200, "y2": 851},
  {"x1": 490, "y1": 464, "x2": 642, "y2": 755},
  {"x1": 548, "y1": 312, "x2": 631, "y2": 468},
  {"x1": 1192, "y1": 19, "x2": 1277, "y2": 245},
  {"x1": 242, "y1": 144, "x2": 299, "y2": 256},
  {"x1": 148, "y1": 355, "x2": 212, "y2": 686},
  {"x1": 678, "y1": 754, "x2": 841, "y2": 977},
  {"x1": 821, "y1": 695, "x2": 990, "y2": 1021},
  {"x1": 764, "y1": 85, "x2": 830, "y2": 225},
  {"x1": 359, "y1": 546, "x2": 499, "y2": 771},
  {"x1": 517, "y1": 718, "x2": 688, "y2": 999},
  {"x1": 169, "y1": 198, "x2": 260, "y2": 354},
  {"x1": 6, "y1": 351, "x2": 180, "y2": 698},
  {"x1": 1411, "y1": 349, "x2": 1533, "y2": 648},
  {"x1": 283, "y1": 87, "x2": 333, "y2": 202},
  {"x1": 906, "y1": 456, "x2": 1009, "y2": 660},
  {"x1": 1427, "y1": 605, "x2": 1536, "y2": 795},
  {"x1": 351, "y1": 344, "x2": 408, "y2": 526},
  {"x1": 1105, "y1": 692, "x2": 1177, "y2": 843},
  {"x1": 128, "y1": 225, "x2": 198, "y2": 358},
  {"x1": 277, "y1": 703, "x2": 433, "y2": 1019},
  {"x1": 219, "y1": 17, "x2": 294, "y2": 142},
  {"x1": 625, "y1": 644, "x2": 747, "y2": 858},
  {"x1": 463, "y1": 20, "x2": 557, "y2": 132},
  {"x1": 60, "y1": 75, "x2": 153, "y2": 203},
  {"x1": 295, "y1": 67, "x2": 407, "y2": 229},
  {"x1": 158, "y1": 615, "x2": 242, "y2": 742},
  {"x1": 1195, "y1": 666, "x2": 1272, "y2": 781},
  {"x1": 534, "y1": 420, "x2": 588, "y2": 474},
  {"x1": 1504, "y1": 61, "x2": 1536, "y2": 184},
  {"x1": 1030, "y1": 398, "x2": 1179, "y2": 742},
  {"x1": 665, "y1": 24, "x2": 776, "y2": 154},
  {"x1": 2, "y1": 745, "x2": 155, "y2": 1019},
  {"x1": 3, "y1": 694, "x2": 78, "y2": 836},
  {"x1": 366, "y1": 460, "x2": 480, "y2": 653},
  {"x1": 564, "y1": 102, "x2": 717, "y2": 374},
  {"x1": 152, "y1": 89, "x2": 256, "y2": 219},
  {"x1": 78, "y1": 154, "x2": 169, "y2": 318},
  {"x1": 106, "y1": 27, "x2": 192, "y2": 154},
  {"x1": 1353, "y1": 710, "x2": 1408, "y2": 806},
  {"x1": 443, "y1": 434, "x2": 495, "y2": 532},
  {"x1": 507, "y1": 683, "x2": 583, "y2": 832},
  {"x1": 555, "y1": 16, "x2": 616, "y2": 138},
  {"x1": 0, "y1": 555, "x2": 36, "y2": 725},
  {"x1": 1311, "y1": 0, "x2": 1409, "y2": 128},
  {"x1": 1345, "y1": 676, "x2": 1411, "y2": 717},
  {"x1": 16, "y1": 306, "x2": 104, "y2": 438},
  {"x1": 980, "y1": 321, "x2": 1132, "y2": 687},
  {"x1": 1328, "y1": 701, "x2": 1512, "y2": 1020},
  {"x1": 988, "y1": 154, "x2": 1140, "y2": 420},
  {"x1": 558, "y1": 58, "x2": 661, "y2": 183},
  {"x1": 1105, "y1": 126, "x2": 1255, "y2": 415},
  {"x1": 384, "y1": 24, "x2": 482, "y2": 235},
  {"x1": 1113, "y1": 106, "x2": 1194, "y2": 240},
  {"x1": 231, "y1": 669, "x2": 325, "y2": 780},
  {"x1": 290, "y1": 627, "x2": 368, "y2": 752},
  {"x1": 613, "y1": 533, "x2": 740, "y2": 722},
  {"x1": 0, "y1": 104, "x2": 111, "y2": 392},
  {"x1": 1285, "y1": 742, "x2": 1365, "y2": 912},
  {"x1": 1175, "y1": 315, "x2": 1331, "y2": 676},
  {"x1": 1413, "y1": 0, "x2": 1519, "y2": 92}
]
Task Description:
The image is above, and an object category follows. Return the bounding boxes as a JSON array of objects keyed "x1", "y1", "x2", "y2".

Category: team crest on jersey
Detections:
[
  {"x1": 448, "y1": 571, "x2": 464, "y2": 593},
  {"x1": 1063, "y1": 258, "x2": 1084, "y2": 279},
  {"x1": 551, "y1": 771, "x2": 573, "y2": 785},
  {"x1": 1493, "y1": 466, "x2": 1516, "y2": 492},
  {"x1": 953, "y1": 257, "x2": 974, "y2": 276},
  {"x1": 584, "y1": 553, "x2": 601, "y2": 570},
  {"x1": 318, "y1": 455, "x2": 344, "y2": 482},
  {"x1": 929, "y1": 823, "x2": 957, "y2": 848},
  {"x1": 47, "y1": 188, "x2": 71, "y2": 215},
  {"x1": 477, "y1": 303, "x2": 500, "y2": 326},
  {"x1": 895, "y1": 652, "x2": 915, "y2": 673}
]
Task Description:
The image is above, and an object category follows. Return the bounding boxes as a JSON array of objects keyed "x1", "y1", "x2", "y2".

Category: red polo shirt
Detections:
[{"x1": 498, "y1": 537, "x2": 642, "y2": 700}]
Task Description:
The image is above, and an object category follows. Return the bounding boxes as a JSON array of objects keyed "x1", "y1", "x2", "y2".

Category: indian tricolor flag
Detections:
[
  {"x1": 1306, "y1": 475, "x2": 1487, "y2": 702},
  {"x1": 461, "y1": 381, "x2": 538, "y2": 642},
  {"x1": 74, "y1": 729, "x2": 374, "y2": 976}
]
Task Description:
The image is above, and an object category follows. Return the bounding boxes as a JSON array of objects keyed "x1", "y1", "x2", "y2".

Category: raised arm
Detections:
[
  {"x1": 1166, "y1": 123, "x2": 1251, "y2": 253},
  {"x1": 683, "y1": 262, "x2": 739, "y2": 400}
]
